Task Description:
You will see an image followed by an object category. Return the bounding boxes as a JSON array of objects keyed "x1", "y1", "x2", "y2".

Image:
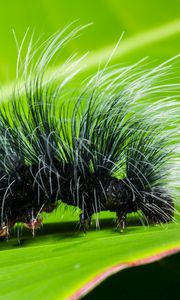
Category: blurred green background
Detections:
[
  {"x1": 0, "y1": 0, "x2": 180, "y2": 84},
  {"x1": 84, "y1": 252, "x2": 180, "y2": 300},
  {"x1": 0, "y1": 1, "x2": 179, "y2": 299}
]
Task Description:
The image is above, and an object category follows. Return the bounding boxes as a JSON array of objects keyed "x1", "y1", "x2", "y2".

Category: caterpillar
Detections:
[{"x1": 0, "y1": 24, "x2": 179, "y2": 237}]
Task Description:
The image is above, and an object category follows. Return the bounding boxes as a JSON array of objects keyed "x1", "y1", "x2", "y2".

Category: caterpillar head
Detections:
[{"x1": 104, "y1": 180, "x2": 174, "y2": 224}]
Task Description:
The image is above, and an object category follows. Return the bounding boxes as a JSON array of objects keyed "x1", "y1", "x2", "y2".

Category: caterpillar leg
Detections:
[
  {"x1": 79, "y1": 210, "x2": 92, "y2": 233},
  {"x1": 116, "y1": 211, "x2": 127, "y2": 232},
  {"x1": 24, "y1": 215, "x2": 43, "y2": 233},
  {"x1": 0, "y1": 220, "x2": 15, "y2": 238},
  {"x1": 0, "y1": 223, "x2": 9, "y2": 238}
]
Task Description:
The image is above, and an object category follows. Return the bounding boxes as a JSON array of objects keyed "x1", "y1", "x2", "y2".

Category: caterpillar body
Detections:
[{"x1": 0, "y1": 25, "x2": 179, "y2": 237}]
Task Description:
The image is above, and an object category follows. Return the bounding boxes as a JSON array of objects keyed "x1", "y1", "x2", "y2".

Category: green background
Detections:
[{"x1": 0, "y1": 0, "x2": 180, "y2": 83}]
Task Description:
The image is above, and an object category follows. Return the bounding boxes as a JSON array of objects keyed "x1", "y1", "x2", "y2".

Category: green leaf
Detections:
[{"x1": 0, "y1": 208, "x2": 179, "y2": 300}]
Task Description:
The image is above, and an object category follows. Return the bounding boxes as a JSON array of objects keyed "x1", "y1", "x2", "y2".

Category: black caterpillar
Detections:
[{"x1": 0, "y1": 25, "x2": 179, "y2": 237}]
